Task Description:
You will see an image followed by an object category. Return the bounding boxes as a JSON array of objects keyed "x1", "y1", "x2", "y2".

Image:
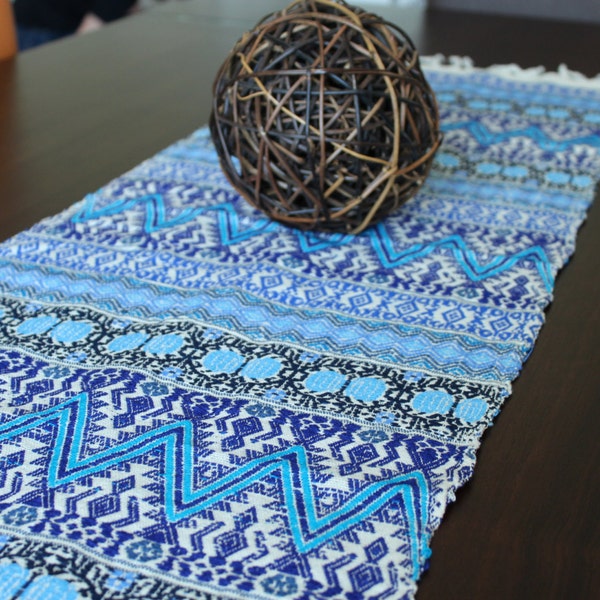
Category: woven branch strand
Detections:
[{"x1": 210, "y1": 0, "x2": 441, "y2": 233}]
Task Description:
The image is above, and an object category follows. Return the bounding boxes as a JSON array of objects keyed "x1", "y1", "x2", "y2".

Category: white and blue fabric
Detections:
[{"x1": 0, "y1": 59, "x2": 598, "y2": 599}]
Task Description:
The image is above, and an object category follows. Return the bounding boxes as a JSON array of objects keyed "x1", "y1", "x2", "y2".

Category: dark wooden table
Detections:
[{"x1": 0, "y1": 1, "x2": 598, "y2": 598}]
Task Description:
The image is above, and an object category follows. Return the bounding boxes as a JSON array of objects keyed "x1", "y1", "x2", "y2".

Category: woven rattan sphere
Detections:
[{"x1": 209, "y1": 0, "x2": 441, "y2": 233}]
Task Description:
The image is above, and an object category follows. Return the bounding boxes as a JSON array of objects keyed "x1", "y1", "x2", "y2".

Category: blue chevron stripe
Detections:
[
  {"x1": 442, "y1": 121, "x2": 600, "y2": 151},
  {"x1": 71, "y1": 195, "x2": 139, "y2": 221},
  {"x1": 72, "y1": 193, "x2": 217, "y2": 232},
  {"x1": 142, "y1": 194, "x2": 207, "y2": 233},
  {"x1": 369, "y1": 225, "x2": 554, "y2": 291},
  {"x1": 0, "y1": 393, "x2": 430, "y2": 575},
  {"x1": 71, "y1": 194, "x2": 553, "y2": 290},
  {"x1": 73, "y1": 193, "x2": 278, "y2": 241},
  {"x1": 295, "y1": 230, "x2": 354, "y2": 253},
  {"x1": 216, "y1": 208, "x2": 279, "y2": 244},
  {"x1": 292, "y1": 226, "x2": 554, "y2": 291}
]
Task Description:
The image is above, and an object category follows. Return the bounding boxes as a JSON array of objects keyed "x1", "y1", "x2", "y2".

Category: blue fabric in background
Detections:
[{"x1": 17, "y1": 25, "x2": 69, "y2": 50}]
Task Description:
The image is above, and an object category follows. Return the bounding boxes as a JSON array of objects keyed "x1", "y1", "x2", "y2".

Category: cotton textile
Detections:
[{"x1": 0, "y1": 61, "x2": 598, "y2": 599}]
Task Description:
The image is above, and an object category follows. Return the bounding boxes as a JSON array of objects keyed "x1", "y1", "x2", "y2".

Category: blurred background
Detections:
[{"x1": 5, "y1": 0, "x2": 600, "y2": 57}]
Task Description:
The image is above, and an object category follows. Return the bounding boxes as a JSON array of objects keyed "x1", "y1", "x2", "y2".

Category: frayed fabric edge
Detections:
[{"x1": 421, "y1": 53, "x2": 600, "y2": 89}]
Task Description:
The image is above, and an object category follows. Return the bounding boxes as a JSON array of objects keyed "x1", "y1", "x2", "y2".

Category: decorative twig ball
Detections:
[{"x1": 209, "y1": 0, "x2": 441, "y2": 233}]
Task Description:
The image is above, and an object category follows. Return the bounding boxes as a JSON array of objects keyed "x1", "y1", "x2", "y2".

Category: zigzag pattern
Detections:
[
  {"x1": 0, "y1": 262, "x2": 526, "y2": 381},
  {"x1": 0, "y1": 234, "x2": 545, "y2": 338},
  {"x1": 72, "y1": 193, "x2": 208, "y2": 232},
  {"x1": 70, "y1": 191, "x2": 554, "y2": 292},
  {"x1": 72, "y1": 192, "x2": 278, "y2": 241},
  {"x1": 369, "y1": 227, "x2": 554, "y2": 292},
  {"x1": 0, "y1": 392, "x2": 430, "y2": 573},
  {"x1": 442, "y1": 120, "x2": 600, "y2": 151}
]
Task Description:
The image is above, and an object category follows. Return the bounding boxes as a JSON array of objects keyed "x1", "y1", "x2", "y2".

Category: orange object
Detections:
[{"x1": 0, "y1": 0, "x2": 18, "y2": 60}]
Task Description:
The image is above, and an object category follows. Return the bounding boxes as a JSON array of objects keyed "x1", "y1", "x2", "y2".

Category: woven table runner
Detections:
[{"x1": 0, "y1": 59, "x2": 598, "y2": 599}]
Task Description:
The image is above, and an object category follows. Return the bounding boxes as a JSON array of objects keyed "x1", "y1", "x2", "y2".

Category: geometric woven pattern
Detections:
[{"x1": 0, "y1": 60, "x2": 598, "y2": 599}]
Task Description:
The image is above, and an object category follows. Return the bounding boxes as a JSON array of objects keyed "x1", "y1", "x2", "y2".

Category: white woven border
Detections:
[{"x1": 421, "y1": 54, "x2": 600, "y2": 90}]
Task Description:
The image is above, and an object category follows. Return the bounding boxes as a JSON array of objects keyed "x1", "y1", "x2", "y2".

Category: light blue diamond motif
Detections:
[
  {"x1": 545, "y1": 171, "x2": 570, "y2": 185},
  {"x1": 50, "y1": 321, "x2": 93, "y2": 343},
  {"x1": 503, "y1": 165, "x2": 529, "y2": 178},
  {"x1": 107, "y1": 332, "x2": 149, "y2": 353},
  {"x1": 143, "y1": 334, "x2": 184, "y2": 355},
  {"x1": 476, "y1": 162, "x2": 502, "y2": 175},
  {"x1": 436, "y1": 152, "x2": 460, "y2": 167},
  {"x1": 15, "y1": 315, "x2": 60, "y2": 336},
  {"x1": 0, "y1": 563, "x2": 29, "y2": 597},
  {"x1": 203, "y1": 349, "x2": 245, "y2": 373},
  {"x1": 20, "y1": 575, "x2": 78, "y2": 600},
  {"x1": 345, "y1": 377, "x2": 387, "y2": 402},
  {"x1": 454, "y1": 397, "x2": 488, "y2": 423},
  {"x1": 412, "y1": 391, "x2": 454, "y2": 415},
  {"x1": 304, "y1": 370, "x2": 347, "y2": 393},
  {"x1": 241, "y1": 357, "x2": 282, "y2": 380}
]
